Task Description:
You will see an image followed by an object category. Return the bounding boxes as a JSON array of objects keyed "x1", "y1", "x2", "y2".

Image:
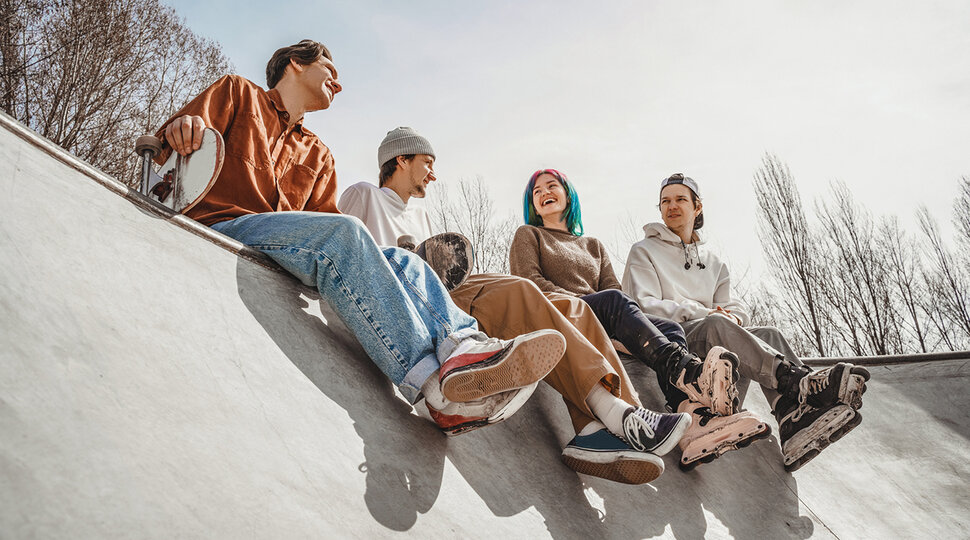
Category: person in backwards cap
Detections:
[{"x1": 621, "y1": 172, "x2": 872, "y2": 472}]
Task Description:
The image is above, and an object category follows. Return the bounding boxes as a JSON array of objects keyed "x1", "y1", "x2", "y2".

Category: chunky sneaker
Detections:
[
  {"x1": 415, "y1": 232, "x2": 476, "y2": 291},
  {"x1": 677, "y1": 400, "x2": 771, "y2": 471},
  {"x1": 798, "y1": 362, "x2": 870, "y2": 411},
  {"x1": 426, "y1": 383, "x2": 538, "y2": 436},
  {"x1": 669, "y1": 345, "x2": 740, "y2": 416},
  {"x1": 562, "y1": 428, "x2": 665, "y2": 484},
  {"x1": 773, "y1": 394, "x2": 862, "y2": 473},
  {"x1": 619, "y1": 407, "x2": 691, "y2": 455},
  {"x1": 439, "y1": 329, "x2": 565, "y2": 403}
]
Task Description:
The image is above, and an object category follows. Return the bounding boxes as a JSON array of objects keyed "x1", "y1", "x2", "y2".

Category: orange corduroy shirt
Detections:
[{"x1": 154, "y1": 74, "x2": 339, "y2": 226}]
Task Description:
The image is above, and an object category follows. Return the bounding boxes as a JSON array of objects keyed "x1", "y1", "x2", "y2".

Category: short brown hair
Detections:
[
  {"x1": 379, "y1": 155, "x2": 414, "y2": 187},
  {"x1": 265, "y1": 40, "x2": 332, "y2": 88}
]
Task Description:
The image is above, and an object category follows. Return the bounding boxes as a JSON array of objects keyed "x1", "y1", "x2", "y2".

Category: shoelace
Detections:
[
  {"x1": 790, "y1": 402, "x2": 811, "y2": 423},
  {"x1": 797, "y1": 368, "x2": 831, "y2": 405},
  {"x1": 623, "y1": 408, "x2": 659, "y2": 450}
]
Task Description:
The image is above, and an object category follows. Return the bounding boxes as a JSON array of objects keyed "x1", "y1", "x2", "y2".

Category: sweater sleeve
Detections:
[
  {"x1": 595, "y1": 239, "x2": 622, "y2": 291},
  {"x1": 509, "y1": 226, "x2": 576, "y2": 296},
  {"x1": 712, "y1": 263, "x2": 750, "y2": 326},
  {"x1": 621, "y1": 242, "x2": 710, "y2": 322}
]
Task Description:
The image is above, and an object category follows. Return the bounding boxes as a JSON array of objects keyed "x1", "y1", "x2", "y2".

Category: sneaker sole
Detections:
[
  {"x1": 679, "y1": 418, "x2": 772, "y2": 471},
  {"x1": 783, "y1": 407, "x2": 862, "y2": 473},
  {"x1": 441, "y1": 331, "x2": 565, "y2": 403},
  {"x1": 562, "y1": 450, "x2": 664, "y2": 485},
  {"x1": 440, "y1": 387, "x2": 536, "y2": 437}
]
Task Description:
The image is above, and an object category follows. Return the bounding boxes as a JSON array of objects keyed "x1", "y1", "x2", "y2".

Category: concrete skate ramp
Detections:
[{"x1": 1, "y1": 112, "x2": 968, "y2": 539}]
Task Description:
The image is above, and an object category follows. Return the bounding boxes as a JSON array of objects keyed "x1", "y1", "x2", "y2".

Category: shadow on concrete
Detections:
[
  {"x1": 234, "y1": 255, "x2": 819, "y2": 538},
  {"x1": 619, "y1": 356, "x2": 815, "y2": 540}
]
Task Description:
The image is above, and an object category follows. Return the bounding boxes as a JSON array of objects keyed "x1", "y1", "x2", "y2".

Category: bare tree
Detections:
[
  {"x1": 815, "y1": 182, "x2": 900, "y2": 355},
  {"x1": 1, "y1": 0, "x2": 232, "y2": 183},
  {"x1": 606, "y1": 210, "x2": 643, "y2": 273},
  {"x1": 427, "y1": 175, "x2": 517, "y2": 274},
  {"x1": 754, "y1": 154, "x2": 832, "y2": 356},
  {"x1": 918, "y1": 206, "x2": 970, "y2": 349},
  {"x1": 879, "y1": 217, "x2": 929, "y2": 352},
  {"x1": 955, "y1": 176, "x2": 970, "y2": 253}
]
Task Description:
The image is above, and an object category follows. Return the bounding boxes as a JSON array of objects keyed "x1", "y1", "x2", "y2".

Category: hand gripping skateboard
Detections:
[{"x1": 134, "y1": 128, "x2": 224, "y2": 213}]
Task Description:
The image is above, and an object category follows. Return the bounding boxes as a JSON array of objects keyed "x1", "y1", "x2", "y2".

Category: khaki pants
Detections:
[{"x1": 450, "y1": 274, "x2": 641, "y2": 433}]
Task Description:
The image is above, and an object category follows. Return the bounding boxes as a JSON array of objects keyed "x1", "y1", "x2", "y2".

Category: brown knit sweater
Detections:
[{"x1": 509, "y1": 225, "x2": 622, "y2": 297}]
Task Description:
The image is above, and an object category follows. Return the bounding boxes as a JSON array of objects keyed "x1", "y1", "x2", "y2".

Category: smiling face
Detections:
[
  {"x1": 385, "y1": 154, "x2": 435, "y2": 203},
  {"x1": 294, "y1": 56, "x2": 342, "y2": 111},
  {"x1": 531, "y1": 173, "x2": 568, "y2": 228},
  {"x1": 400, "y1": 154, "x2": 436, "y2": 199},
  {"x1": 660, "y1": 183, "x2": 702, "y2": 236}
]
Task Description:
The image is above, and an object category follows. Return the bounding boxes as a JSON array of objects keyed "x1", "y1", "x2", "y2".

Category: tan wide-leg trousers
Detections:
[{"x1": 450, "y1": 273, "x2": 641, "y2": 433}]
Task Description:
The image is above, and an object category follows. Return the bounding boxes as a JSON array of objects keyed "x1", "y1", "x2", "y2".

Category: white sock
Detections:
[
  {"x1": 585, "y1": 383, "x2": 632, "y2": 435},
  {"x1": 578, "y1": 420, "x2": 607, "y2": 436}
]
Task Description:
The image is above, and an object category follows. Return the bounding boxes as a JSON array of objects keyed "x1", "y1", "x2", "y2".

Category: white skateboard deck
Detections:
[{"x1": 142, "y1": 128, "x2": 224, "y2": 213}]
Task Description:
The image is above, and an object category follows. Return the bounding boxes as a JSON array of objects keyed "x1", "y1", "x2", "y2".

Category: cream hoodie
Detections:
[{"x1": 621, "y1": 222, "x2": 749, "y2": 325}]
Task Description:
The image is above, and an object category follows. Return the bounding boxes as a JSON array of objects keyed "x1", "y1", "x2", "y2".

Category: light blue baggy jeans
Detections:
[{"x1": 212, "y1": 211, "x2": 480, "y2": 403}]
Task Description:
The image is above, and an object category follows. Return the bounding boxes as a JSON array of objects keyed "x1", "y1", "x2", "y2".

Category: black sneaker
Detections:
[
  {"x1": 798, "y1": 362, "x2": 870, "y2": 410},
  {"x1": 619, "y1": 407, "x2": 691, "y2": 456},
  {"x1": 773, "y1": 394, "x2": 862, "y2": 473}
]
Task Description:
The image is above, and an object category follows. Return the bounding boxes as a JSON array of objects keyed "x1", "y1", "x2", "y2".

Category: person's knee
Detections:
[
  {"x1": 655, "y1": 318, "x2": 686, "y2": 345},
  {"x1": 759, "y1": 326, "x2": 784, "y2": 341},
  {"x1": 695, "y1": 314, "x2": 740, "y2": 340},
  {"x1": 599, "y1": 289, "x2": 637, "y2": 311},
  {"x1": 324, "y1": 214, "x2": 375, "y2": 250},
  {"x1": 492, "y1": 275, "x2": 542, "y2": 297}
]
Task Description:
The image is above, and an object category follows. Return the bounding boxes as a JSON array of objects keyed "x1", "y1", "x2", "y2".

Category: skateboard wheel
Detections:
[{"x1": 135, "y1": 135, "x2": 163, "y2": 156}]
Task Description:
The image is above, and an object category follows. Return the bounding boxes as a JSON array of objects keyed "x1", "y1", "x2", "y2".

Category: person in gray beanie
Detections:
[{"x1": 338, "y1": 126, "x2": 439, "y2": 256}]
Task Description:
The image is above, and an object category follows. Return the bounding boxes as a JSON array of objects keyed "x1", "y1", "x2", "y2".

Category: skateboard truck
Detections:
[
  {"x1": 134, "y1": 135, "x2": 181, "y2": 204},
  {"x1": 132, "y1": 128, "x2": 224, "y2": 213},
  {"x1": 135, "y1": 135, "x2": 164, "y2": 197}
]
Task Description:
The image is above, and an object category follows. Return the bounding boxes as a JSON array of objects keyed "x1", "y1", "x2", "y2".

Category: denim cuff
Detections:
[
  {"x1": 400, "y1": 352, "x2": 440, "y2": 404},
  {"x1": 435, "y1": 327, "x2": 482, "y2": 365}
]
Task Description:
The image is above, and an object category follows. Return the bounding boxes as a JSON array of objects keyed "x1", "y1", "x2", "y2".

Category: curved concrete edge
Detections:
[
  {"x1": 2, "y1": 114, "x2": 969, "y2": 538},
  {"x1": 0, "y1": 112, "x2": 279, "y2": 274}
]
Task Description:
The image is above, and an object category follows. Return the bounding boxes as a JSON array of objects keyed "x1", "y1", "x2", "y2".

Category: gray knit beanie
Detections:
[{"x1": 377, "y1": 127, "x2": 435, "y2": 167}]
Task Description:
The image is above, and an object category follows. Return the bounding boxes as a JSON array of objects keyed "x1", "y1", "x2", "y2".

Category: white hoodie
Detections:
[{"x1": 621, "y1": 222, "x2": 749, "y2": 326}]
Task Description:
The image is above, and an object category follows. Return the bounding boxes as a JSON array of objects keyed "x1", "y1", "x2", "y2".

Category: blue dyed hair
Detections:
[{"x1": 522, "y1": 168, "x2": 584, "y2": 236}]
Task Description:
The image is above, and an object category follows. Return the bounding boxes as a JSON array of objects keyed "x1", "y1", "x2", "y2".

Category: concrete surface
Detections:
[{"x1": 1, "y1": 113, "x2": 968, "y2": 539}]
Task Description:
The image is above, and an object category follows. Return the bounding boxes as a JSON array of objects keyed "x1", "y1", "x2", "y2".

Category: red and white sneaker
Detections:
[
  {"x1": 439, "y1": 329, "x2": 565, "y2": 403},
  {"x1": 426, "y1": 383, "x2": 538, "y2": 436}
]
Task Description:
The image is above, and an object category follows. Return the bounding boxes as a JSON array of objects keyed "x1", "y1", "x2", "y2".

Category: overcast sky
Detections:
[{"x1": 165, "y1": 0, "x2": 969, "y2": 282}]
